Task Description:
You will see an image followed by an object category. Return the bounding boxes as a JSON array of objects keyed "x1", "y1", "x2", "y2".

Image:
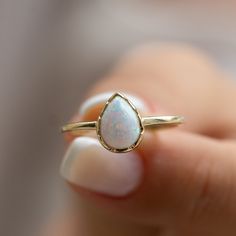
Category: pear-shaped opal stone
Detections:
[{"x1": 99, "y1": 94, "x2": 142, "y2": 150}]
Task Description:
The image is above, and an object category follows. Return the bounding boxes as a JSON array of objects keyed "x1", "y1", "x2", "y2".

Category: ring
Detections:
[{"x1": 61, "y1": 92, "x2": 184, "y2": 153}]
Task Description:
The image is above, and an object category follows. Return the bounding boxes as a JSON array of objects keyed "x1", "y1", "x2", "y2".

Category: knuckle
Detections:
[
  {"x1": 189, "y1": 161, "x2": 213, "y2": 221},
  {"x1": 188, "y1": 152, "x2": 234, "y2": 223}
]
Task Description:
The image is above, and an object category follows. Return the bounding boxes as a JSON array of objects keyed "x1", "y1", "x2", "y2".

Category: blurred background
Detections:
[{"x1": 1, "y1": 1, "x2": 236, "y2": 235}]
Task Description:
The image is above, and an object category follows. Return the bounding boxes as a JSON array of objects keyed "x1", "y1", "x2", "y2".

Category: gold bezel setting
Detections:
[
  {"x1": 61, "y1": 92, "x2": 184, "y2": 153},
  {"x1": 96, "y1": 92, "x2": 144, "y2": 153}
]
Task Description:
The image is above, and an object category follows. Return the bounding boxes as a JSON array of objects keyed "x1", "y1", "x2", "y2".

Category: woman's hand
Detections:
[{"x1": 45, "y1": 43, "x2": 236, "y2": 236}]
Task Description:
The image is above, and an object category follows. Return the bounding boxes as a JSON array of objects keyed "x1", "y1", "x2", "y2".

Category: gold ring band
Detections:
[
  {"x1": 62, "y1": 115, "x2": 184, "y2": 133},
  {"x1": 61, "y1": 93, "x2": 184, "y2": 153}
]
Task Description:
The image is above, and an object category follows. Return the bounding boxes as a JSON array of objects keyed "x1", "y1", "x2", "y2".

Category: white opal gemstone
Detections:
[{"x1": 99, "y1": 94, "x2": 142, "y2": 150}]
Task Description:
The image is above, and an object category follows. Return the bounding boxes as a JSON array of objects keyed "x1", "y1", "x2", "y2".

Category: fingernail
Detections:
[
  {"x1": 60, "y1": 137, "x2": 143, "y2": 197},
  {"x1": 79, "y1": 91, "x2": 148, "y2": 116}
]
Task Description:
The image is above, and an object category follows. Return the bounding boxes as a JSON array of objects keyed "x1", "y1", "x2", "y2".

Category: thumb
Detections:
[{"x1": 140, "y1": 129, "x2": 236, "y2": 228}]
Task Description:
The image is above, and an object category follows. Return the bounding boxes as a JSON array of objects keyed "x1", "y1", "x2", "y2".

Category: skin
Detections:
[{"x1": 44, "y1": 43, "x2": 236, "y2": 236}]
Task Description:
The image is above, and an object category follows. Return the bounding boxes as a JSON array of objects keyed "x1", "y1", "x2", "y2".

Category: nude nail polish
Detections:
[{"x1": 60, "y1": 137, "x2": 143, "y2": 196}]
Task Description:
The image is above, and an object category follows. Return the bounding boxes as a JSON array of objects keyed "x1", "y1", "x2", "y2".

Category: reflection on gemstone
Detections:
[{"x1": 98, "y1": 93, "x2": 142, "y2": 151}]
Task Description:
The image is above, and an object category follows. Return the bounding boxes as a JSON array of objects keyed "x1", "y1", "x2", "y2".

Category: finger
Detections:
[
  {"x1": 42, "y1": 211, "x2": 159, "y2": 236},
  {"x1": 60, "y1": 43, "x2": 236, "y2": 235},
  {"x1": 89, "y1": 43, "x2": 236, "y2": 137},
  {"x1": 62, "y1": 125, "x2": 236, "y2": 234},
  {"x1": 42, "y1": 213, "x2": 76, "y2": 236}
]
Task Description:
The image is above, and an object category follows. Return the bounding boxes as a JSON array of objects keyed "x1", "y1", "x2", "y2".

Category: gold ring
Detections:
[{"x1": 61, "y1": 92, "x2": 184, "y2": 153}]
